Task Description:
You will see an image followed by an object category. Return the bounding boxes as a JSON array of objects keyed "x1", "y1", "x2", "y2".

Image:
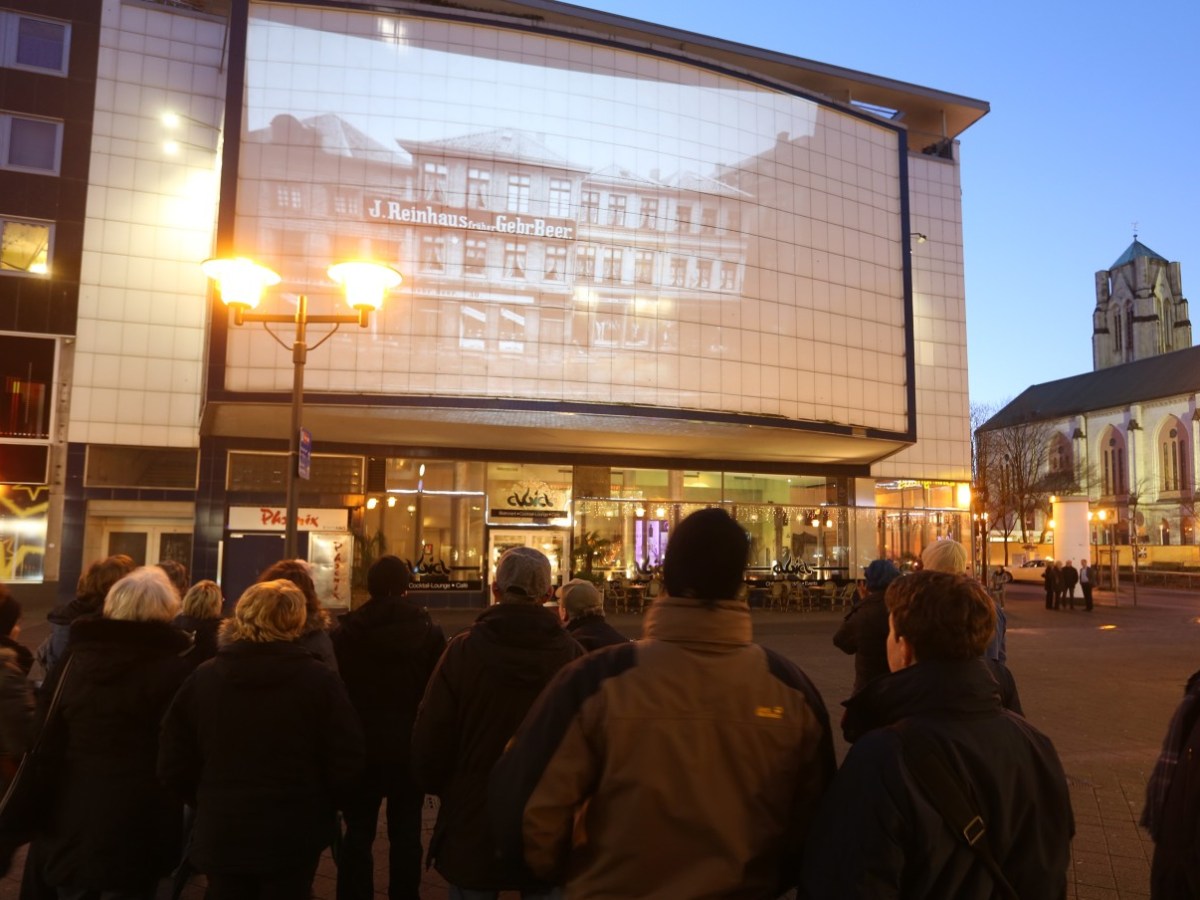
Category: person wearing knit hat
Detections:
[
  {"x1": 556, "y1": 579, "x2": 626, "y2": 652},
  {"x1": 833, "y1": 558, "x2": 901, "y2": 695},
  {"x1": 333, "y1": 555, "x2": 445, "y2": 900},
  {"x1": 412, "y1": 547, "x2": 582, "y2": 896}
]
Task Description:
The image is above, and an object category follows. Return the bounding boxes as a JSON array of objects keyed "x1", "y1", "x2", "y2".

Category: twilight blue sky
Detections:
[{"x1": 579, "y1": 0, "x2": 1200, "y2": 408}]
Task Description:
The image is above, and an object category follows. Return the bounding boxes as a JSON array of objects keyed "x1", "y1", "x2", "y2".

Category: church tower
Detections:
[{"x1": 1093, "y1": 240, "x2": 1190, "y2": 370}]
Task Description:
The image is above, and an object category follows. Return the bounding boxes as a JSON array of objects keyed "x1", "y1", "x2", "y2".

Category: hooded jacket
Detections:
[
  {"x1": 564, "y1": 613, "x2": 627, "y2": 653},
  {"x1": 37, "y1": 618, "x2": 196, "y2": 890},
  {"x1": 803, "y1": 658, "x2": 1073, "y2": 899},
  {"x1": 332, "y1": 595, "x2": 445, "y2": 775},
  {"x1": 158, "y1": 640, "x2": 365, "y2": 875},
  {"x1": 411, "y1": 602, "x2": 583, "y2": 890},
  {"x1": 490, "y1": 596, "x2": 836, "y2": 900}
]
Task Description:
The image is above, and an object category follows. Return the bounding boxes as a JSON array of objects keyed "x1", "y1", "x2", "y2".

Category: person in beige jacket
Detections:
[{"x1": 490, "y1": 508, "x2": 835, "y2": 899}]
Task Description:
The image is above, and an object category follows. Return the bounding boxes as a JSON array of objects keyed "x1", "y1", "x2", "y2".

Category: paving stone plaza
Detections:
[{"x1": 3, "y1": 581, "x2": 1195, "y2": 899}]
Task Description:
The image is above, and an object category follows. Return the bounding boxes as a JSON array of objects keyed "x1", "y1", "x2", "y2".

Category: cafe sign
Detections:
[{"x1": 491, "y1": 480, "x2": 569, "y2": 521}]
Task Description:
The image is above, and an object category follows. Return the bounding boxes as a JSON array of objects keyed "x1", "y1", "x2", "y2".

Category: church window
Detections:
[{"x1": 1161, "y1": 424, "x2": 1188, "y2": 492}]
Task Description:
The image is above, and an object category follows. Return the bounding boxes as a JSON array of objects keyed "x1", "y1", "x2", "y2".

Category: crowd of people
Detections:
[{"x1": 0, "y1": 510, "x2": 1192, "y2": 899}]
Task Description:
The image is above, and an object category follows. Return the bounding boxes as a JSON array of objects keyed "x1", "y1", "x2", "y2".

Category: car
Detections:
[{"x1": 1000, "y1": 559, "x2": 1055, "y2": 583}]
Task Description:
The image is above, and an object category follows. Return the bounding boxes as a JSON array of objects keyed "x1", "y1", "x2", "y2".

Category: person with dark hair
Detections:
[
  {"x1": 0, "y1": 584, "x2": 32, "y2": 788},
  {"x1": 0, "y1": 586, "x2": 33, "y2": 676},
  {"x1": 833, "y1": 559, "x2": 901, "y2": 694},
  {"x1": 160, "y1": 580, "x2": 364, "y2": 900},
  {"x1": 491, "y1": 508, "x2": 835, "y2": 899},
  {"x1": 333, "y1": 556, "x2": 445, "y2": 900},
  {"x1": 156, "y1": 560, "x2": 190, "y2": 601},
  {"x1": 1143, "y1": 667, "x2": 1200, "y2": 897},
  {"x1": 37, "y1": 554, "x2": 136, "y2": 679},
  {"x1": 257, "y1": 559, "x2": 338, "y2": 672},
  {"x1": 804, "y1": 571, "x2": 1073, "y2": 898},
  {"x1": 413, "y1": 547, "x2": 582, "y2": 899},
  {"x1": 554, "y1": 579, "x2": 625, "y2": 652}
]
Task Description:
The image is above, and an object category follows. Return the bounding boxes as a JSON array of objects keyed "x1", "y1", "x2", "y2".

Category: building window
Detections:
[
  {"x1": 720, "y1": 261, "x2": 737, "y2": 290},
  {"x1": 700, "y1": 207, "x2": 718, "y2": 233},
  {"x1": 464, "y1": 238, "x2": 487, "y2": 277},
  {"x1": 676, "y1": 204, "x2": 692, "y2": 232},
  {"x1": 640, "y1": 198, "x2": 659, "y2": 230},
  {"x1": 1102, "y1": 435, "x2": 1127, "y2": 496},
  {"x1": 1, "y1": 13, "x2": 69, "y2": 75},
  {"x1": 608, "y1": 194, "x2": 627, "y2": 227},
  {"x1": 504, "y1": 241, "x2": 526, "y2": 279},
  {"x1": 0, "y1": 334, "x2": 54, "y2": 440},
  {"x1": 420, "y1": 235, "x2": 445, "y2": 273},
  {"x1": 499, "y1": 307, "x2": 525, "y2": 352},
  {"x1": 634, "y1": 250, "x2": 654, "y2": 284},
  {"x1": 1162, "y1": 426, "x2": 1188, "y2": 492},
  {"x1": 602, "y1": 248, "x2": 623, "y2": 283},
  {"x1": 549, "y1": 179, "x2": 572, "y2": 218},
  {"x1": 669, "y1": 257, "x2": 687, "y2": 287},
  {"x1": 581, "y1": 191, "x2": 600, "y2": 224},
  {"x1": 0, "y1": 113, "x2": 61, "y2": 174},
  {"x1": 1047, "y1": 434, "x2": 1071, "y2": 474},
  {"x1": 577, "y1": 245, "x2": 596, "y2": 280},
  {"x1": 544, "y1": 245, "x2": 567, "y2": 281},
  {"x1": 422, "y1": 163, "x2": 448, "y2": 203},
  {"x1": 467, "y1": 168, "x2": 491, "y2": 209},
  {"x1": 725, "y1": 207, "x2": 741, "y2": 234},
  {"x1": 332, "y1": 193, "x2": 360, "y2": 216},
  {"x1": 695, "y1": 259, "x2": 713, "y2": 289},
  {"x1": 0, "y1": 217, "x2": 51, "y2": 275},
  {"x1": 460, "y1": 306, "x2": 486, "y2": 350},
  {"x1": 275, "y1": 185, "x2": 302, "y2": 209},
  {"x1": 506, "y1": 175, "x2": 530, "y2": 213}
]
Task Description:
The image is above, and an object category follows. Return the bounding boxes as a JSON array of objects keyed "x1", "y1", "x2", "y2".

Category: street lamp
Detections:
[{"x1": 203, "y1": 256, "x2": 402, "y2": 559}]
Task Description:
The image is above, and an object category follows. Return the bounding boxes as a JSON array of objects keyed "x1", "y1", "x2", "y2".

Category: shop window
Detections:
[
  {"x1": 0, "y1": 484, "x2": 48, "y2": 582},
  {"x1": 226, "y1": 452, "x2": 363, "y2": 493},
  {"x1": 1, "y1": 113, "x2": 61, "y2": 174},
  {"x1": 459, "y1": 306, "x2": 485, "y2": 350},
  {"x1": 0, "y1": 217, "x2": 51, "y2": 275},
  {"x1": 1, "y1": 13, "x2": 69, "y2": 75},
  {"x1": 0, "y1": 444, "x2": 48, "y2": 484},
  {"x1": 499, "y1": 307, "x2": 525, "y2": 352}
]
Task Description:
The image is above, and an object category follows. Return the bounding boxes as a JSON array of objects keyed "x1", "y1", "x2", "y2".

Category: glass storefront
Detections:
[{"x1": 353, "y1": 460, "x2": 969, "y2": 592}]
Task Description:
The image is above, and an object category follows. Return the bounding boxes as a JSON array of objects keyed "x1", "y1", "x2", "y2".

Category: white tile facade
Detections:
[{"x1": 69, "y1": 0, "x2": 225, "y2": 448}]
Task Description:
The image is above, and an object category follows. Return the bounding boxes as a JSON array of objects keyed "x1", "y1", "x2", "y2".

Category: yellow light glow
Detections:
[
  {"x1": 201, "y1": 257, "x2": 281, "y2": 311},
  {"x1": 161, "y1": 112, "x2": 182, "y2": 129},
  {"x1": 327, "y1": 260, "x2": 402, "y2": 312},
  {"x1": 635, "y1": 506, "x2": 646, "y2": 518},
  {"x1": 386, "y1": 496, "x2": 397, "y2": 508},
  {"x1": 1099, "y1": 624, "x2": 1117, "y2": 631},
  {"x1": 162, "y1": 140, "x2": 181, "y2": 155},
  {"x1": 956, "y1": 484, "x2": 972, "y2": 509},
  {"x1": 29, "y1": 261, "x2": 48, "y2": 275},
  {"x1": 1048, "y1": 519, "x2": 1055, "y2": 529},
  {"x1": 365, "y1": 497, "x2": 378, "y2": 510},
  {"x1": 825, "y1": 518, "x2": 833, "y2": 528},
  {"x1": 811, "y1": 517, "x2": 820, "y2": 527},
  {"x1": 654, "y1": 506, "x2": 666, "y2": 518},
  {"x1": 1098, "y1": 510, "x2": 1108, "y2": 522}
]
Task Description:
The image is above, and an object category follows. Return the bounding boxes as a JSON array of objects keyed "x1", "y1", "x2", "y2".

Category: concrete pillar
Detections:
[{"x1": 1052, "y1": 495, "x2": 1091, "y2": 566}]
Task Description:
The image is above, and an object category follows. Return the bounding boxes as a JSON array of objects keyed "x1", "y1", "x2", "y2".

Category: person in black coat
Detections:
[
  {"x1": 32, "y1": 567, "x2": 196, "y2": 900},
  {"x1": 805, "y1": 572, "x2": 1074, "y2": 899},
  {"x1": 332, "y1": 556, "x2": 446, "y2": 900},
  {"x1": 159, "y1": 579, "x2": 364, "y2": 900},
  {"x1": 1143, "y1": 668, "x2": 1200, "y2": 898},
  {"x1": 412, "y1": 547, "x2": 583, "y2": 896},
  {"x1": 1043, "y1": 560, "x2": 1059, "y2": 610},
  {"x1": 832, "y1": 559, "x2": 900, "y2": 694},
  {"x1": 36, "y1": 554, "x2": 135, "y2": 681},
  {"x1": 556, "y1": 579, "x2": 626, "y2": 652},
  {"x1": 173, "y1": 580, "x2": 224, "y2": 665}
]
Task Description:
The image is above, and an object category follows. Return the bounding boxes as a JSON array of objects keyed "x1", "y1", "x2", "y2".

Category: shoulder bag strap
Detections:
[{"x1": 897, "y1": 725, "x2": 1020, "y2": 900}]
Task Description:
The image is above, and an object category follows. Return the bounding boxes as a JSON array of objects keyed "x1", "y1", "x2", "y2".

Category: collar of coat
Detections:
[
  {"x1": 642, "y1": 596, "x2": 752, "y2": 647},
  {"x1": 69, "y1": 616, "x2": 195, "y2": 655}
]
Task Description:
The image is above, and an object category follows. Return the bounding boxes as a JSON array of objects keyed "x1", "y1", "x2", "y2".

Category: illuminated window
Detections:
[
  {"x1": 506, "y1": 174, "x2": 530, "y2": 213},
  {"x1": 544, "y1": 245, "x2": 567, "y2": 281},
  {"x1": 608, "y1": 194, "x2": 627, "y2": 227},
  {"x1": 0, "y1": 13, "x2": 68, "y2": 75},
  {"x1": 549, "y1": 179, "x2": 572, "y2": 217},
  {"x1": 0, "y1": 113, "x2": 61, "y2": 174},
  {"x1": 467, "y1": 168, "x2": 490, "y2": 209},
  {"x1": 581, "y1": 191, "x2": 600, "y2": 224},
  {"x1": 422, "y1": 163, "x2": 448, "y2": 203},
  {"x1": 504, "y1": 241, "x2": 526, "y2": 279},
  {"x1": 0, "y1": 217, "x2": 51, "y2": 275}
]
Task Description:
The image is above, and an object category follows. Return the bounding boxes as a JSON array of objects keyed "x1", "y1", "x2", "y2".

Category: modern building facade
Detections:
[
  {"x1": 3, "y1": 0, "x2": 988, "y2": 606},
  {"x1": 979, "y1": 240, "x2": 1198, "y2": 568}
]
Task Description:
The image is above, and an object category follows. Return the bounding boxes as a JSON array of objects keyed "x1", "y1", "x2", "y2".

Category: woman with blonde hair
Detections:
[
  {"x1": 174, "y1": 580, "x2": 224, "y2": 665},
  {"x1": 32, "y1": 566, "x2": 196, "y2": 900},
  {"x1": 257, "y1": 559, "x2": 338, "y2": 672},
  {"x1": 160, "y1": 580, "x2": 364, "y2": 900}
]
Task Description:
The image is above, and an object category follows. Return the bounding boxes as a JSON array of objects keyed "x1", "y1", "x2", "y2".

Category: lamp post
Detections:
[{"x1": 203, "y1": 256, "x2": 401, "y2": 559}]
